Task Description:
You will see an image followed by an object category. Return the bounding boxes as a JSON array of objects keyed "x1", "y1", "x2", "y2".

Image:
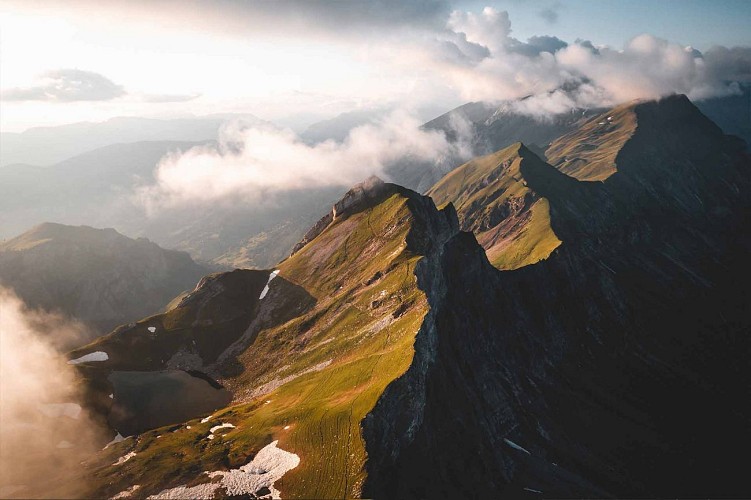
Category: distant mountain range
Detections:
[
  {"x1": 0, "y1": 222, "x2": 208, "y2": 342},
  {"x1": 48, "y1": 94, "x2": 751, "y2": 499},
  {"x1": 0, "y1": 114, "x2": 266, "y2": 167},
  {"x1": 1, "y1": 91, "x2": 747, "y2": 275}
]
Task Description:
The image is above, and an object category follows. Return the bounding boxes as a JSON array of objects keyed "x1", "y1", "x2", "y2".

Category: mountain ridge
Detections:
[
  {"x1": 48, "y1": 94, "x2": 751, "y2": 498},
  {"x1": 0, "y1": 222, "x2": 209, "y2": 341}
]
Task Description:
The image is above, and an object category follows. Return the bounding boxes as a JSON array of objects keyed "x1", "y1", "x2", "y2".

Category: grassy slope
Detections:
[
  {"x1": 81, "y1": 189, "x2": 431, "y2": 499},
  {"x1": 545, "y1": 102, "x2": 638, "y2": 181},
  {"x1": 428, "y1": 143, "x2": 561, "y2": 270}
]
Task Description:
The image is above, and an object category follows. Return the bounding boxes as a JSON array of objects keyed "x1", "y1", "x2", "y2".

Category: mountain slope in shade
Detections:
[
  {"x1": 428, "y1": 142, "x2": 562, "y2": 270},
  {"x1": 425, "y1": 99, "x2": 600, "y2": 153},
  {"x1": 363, "y1": 94, "x2": 751, "y2": 497},
  {"x1": 695, "y1": 82, "x2": 751, "y2": 146},
  {"x1": 57, "y1": 95, "x2": 751, "y2": 499},
  {"x1": 0, "y1": 223, "x2": 208, "y2": 341}
]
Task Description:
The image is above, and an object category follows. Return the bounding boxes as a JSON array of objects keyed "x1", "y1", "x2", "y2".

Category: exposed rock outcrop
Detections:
[
  {"x1": 363, "y1": 95, "x2": 751, "y2": 498},
  {"x1": 290, "y1": 176, "x2": 390, "y2": 255}
]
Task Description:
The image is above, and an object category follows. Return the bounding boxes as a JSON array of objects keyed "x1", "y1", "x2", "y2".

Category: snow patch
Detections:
[
  {"x1": 148, "y1": 326, "x2": 156, "y2": 333},
  {"x1": 504, "y1": 438, "x2": 531, "y2": 455},
  {"x1": 112, "y1": 485, "x2": 141, "y2": 499},
  {"x1": 524, "y1": 487, "x2": 543, "y2": 494},
  {"x1": 109, "y1": 393, "x2": 114, "y2": 399},
  {"x1": 258, "y1": 270, "x2": 280, "y2": 300},
  {"x1": 149, "y1": 440, "x2": 299, "y2": 499},
  {"x1": 114, "y1": 451, "x2": 136, "y2": 466},
  {"x1": 210, "y1": 423, "x2": 235, "y2": 434},
  {"x1": 37, "y1": 402, "x2": 81, "y2": 419},
  {"x1": 104, "y1": 433, "x2": 125, "y2": 449},
  {"x1": 200, "y1": 415, "x2": 213, "y2": 423},
  {"x1": 68, "y1": 351, "x2": 109, "y2": 364}
]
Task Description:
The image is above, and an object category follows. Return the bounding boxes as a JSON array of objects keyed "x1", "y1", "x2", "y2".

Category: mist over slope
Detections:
[{"x1": 0, "y1": 288, "x2": 108, "y2": 498}]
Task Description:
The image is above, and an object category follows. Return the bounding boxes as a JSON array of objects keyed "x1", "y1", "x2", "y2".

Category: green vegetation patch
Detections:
[{"x1": 429, "y1": 143, "x2": 561, "y2": 270}]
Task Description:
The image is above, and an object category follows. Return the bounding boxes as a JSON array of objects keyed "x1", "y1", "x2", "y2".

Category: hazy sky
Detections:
[{"x1": 1, "y1": 0, "x2": 749, "y2": 132}]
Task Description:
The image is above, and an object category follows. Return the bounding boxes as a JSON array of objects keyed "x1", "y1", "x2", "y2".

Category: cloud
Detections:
[
  {"x1": 416, "y1": 7, "x2": 751, "y2": 112},
  {"x1": 0, "y1": 288, "x2": 107, "y2": 497},
  {"x1": 139, "y1": 92, "x2": 202, "y2": 103},
  {"x1": 702, "y1": 46, "x2": 751, "y2": 82},
  {"x1": 137, "y1": 111, "x2": 472, "y2": 207},
  {"x1": 1, "y1": 69, "x2": 125, "y2": 102},
  {"x1": 538, "y1": 3, "x2": 561, "y2": 25},
  {"x1": 7, "y1": 0, "x2": 452, "y2": 39},
  {"x1": 510, "y1": 35, "x2": 568, "y2": 57}
]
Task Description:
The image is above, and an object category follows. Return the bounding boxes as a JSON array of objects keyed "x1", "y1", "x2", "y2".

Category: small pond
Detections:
[{"x1": 108, "y1": 370, "x2": 232, "y2": 435}]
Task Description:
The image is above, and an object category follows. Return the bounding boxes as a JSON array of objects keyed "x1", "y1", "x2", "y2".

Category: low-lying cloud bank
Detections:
[
  {"x1": 134, "y1": 6, "x2": 751, "y2": 206},
  {"x1": 424, "y1": 7, "x2": 750, "y2": 109},
  {"x1": 138, "y1": 111, "x2": 472, "y2": 207},
  {"x1": 0, "y1": 288, "x2": 105, "y2": 498}
]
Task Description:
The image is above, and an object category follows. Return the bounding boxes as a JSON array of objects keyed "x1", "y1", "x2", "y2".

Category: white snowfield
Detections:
[
  {"x1": 114, "y1": 451, "x2": 136, "y2": 466},
  {"x1": 104, "y1": 433, "x2": 125, "y2": 449},
  {"x1": 149, "y1": 440, "x2": 299, "y2": 499},
  {"x1": 259, "y1": 270, "x2": 280, "y2": 300},
  {"x1": 37, "y1": 402, "x2": 82, "y2": 419},
  {"x1": 68, "y1": 351, "x2": 109, "y2": 364},
  {"x1": 503, "y1": 438, "x2": 531, "y2": 455},
  {"x1": 209, "y1": 423, "x2": 235, "y2": 434}
]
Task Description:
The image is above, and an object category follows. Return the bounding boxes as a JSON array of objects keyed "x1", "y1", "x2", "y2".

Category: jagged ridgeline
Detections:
[
  {"x1": 64, "y1": 95, "x2": 751, "y2": 499},
  {"x1": 428, "y1": 142, "x2": 563, "y2": 270}
]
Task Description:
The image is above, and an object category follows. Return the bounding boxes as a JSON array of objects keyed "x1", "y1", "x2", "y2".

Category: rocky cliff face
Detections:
[{"x1": 362, "y1": 95, "x2": 751, "y2": 497}]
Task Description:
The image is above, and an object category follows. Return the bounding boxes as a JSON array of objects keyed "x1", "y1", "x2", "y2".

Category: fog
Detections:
[
  {"x1": 0, "y1": 288, "x2": 107, "y2": 498},
  {"x1": 424, "y1": 7, "x2": 751, "y2": 110},
  {"x1": 138, "y1": 110, "x2": 472, "y2": 207}
]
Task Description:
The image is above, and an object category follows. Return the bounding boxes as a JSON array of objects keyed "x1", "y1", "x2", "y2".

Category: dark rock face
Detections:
[{"x1": 363, "y1": 95, "x2": 751, "y2": 497}]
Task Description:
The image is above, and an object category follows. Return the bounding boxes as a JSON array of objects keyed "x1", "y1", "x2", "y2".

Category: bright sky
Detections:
[{"x1": 1, "y1": 0, "x2": 749, "y2": 132}]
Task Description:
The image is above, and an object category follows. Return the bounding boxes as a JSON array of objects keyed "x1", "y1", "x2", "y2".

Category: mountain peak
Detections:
[
  {"x1": 428, "y1": 142, "x2": 562, "y2": 270},
  {"x1": 1, "y1": 222, "x2": 125, "y2": 252},
  {"x1": 290, "y1": 175, "x2": 393, "y2": 255},
  {"x1": 546, "y1": 94, "x2": 729, "y2": 182}
]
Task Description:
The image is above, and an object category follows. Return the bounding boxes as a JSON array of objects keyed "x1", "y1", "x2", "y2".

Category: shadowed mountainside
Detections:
[{"x1": 0, "y1": 223, "x2": 208, "y2": 341}]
